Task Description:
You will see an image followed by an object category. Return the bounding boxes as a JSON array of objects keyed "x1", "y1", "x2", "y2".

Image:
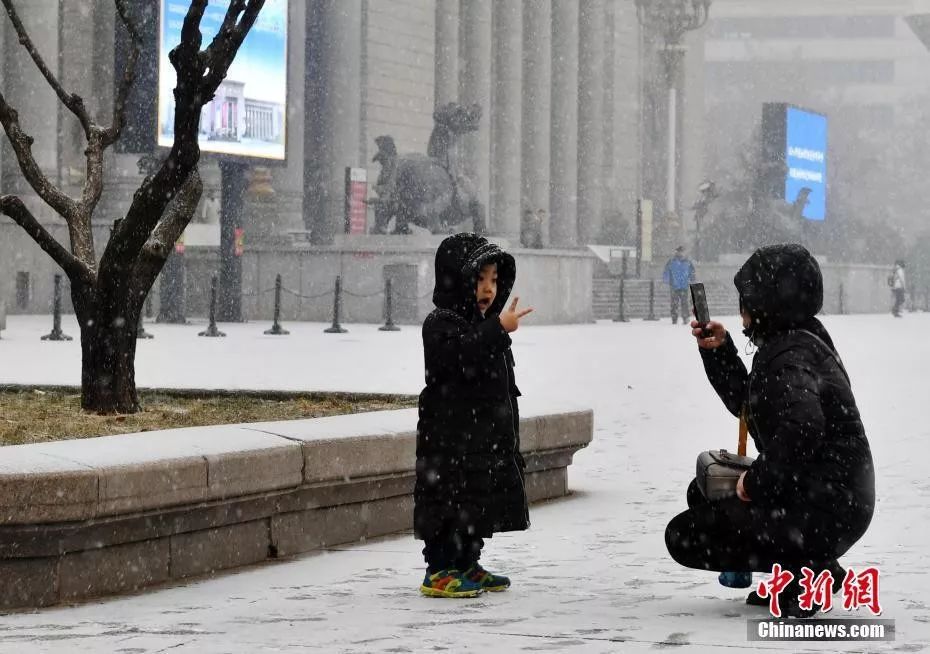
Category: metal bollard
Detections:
[
  {"x1": 838, "y1": 283, "x2": 846, "y2": 315},
  {"x1": 644, "y1": 279, "x2": 659, "y2": 321},
  {"x1": 41, "y1": 274, "x2": 73, "y2": 341},
  {"x1": 612, "y1": 276, "x2": 629, "y2": 323},
  {"x1": 264, "y1": 274, "x2": 290, "y2": 335},
  {"x1": 379, "y1": 277, "x2": 401, "y2": 332},
  {"x1": 198, "y1": 275, "x2": 226, "y2": 337},
  {"x1": 324, "y1": 276, "x2": 348, "y2": 334}
]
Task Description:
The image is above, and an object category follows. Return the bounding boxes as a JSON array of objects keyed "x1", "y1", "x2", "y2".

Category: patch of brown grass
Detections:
[{"x1": 0, "y1": 388, "x2": 416, "y2": 446}]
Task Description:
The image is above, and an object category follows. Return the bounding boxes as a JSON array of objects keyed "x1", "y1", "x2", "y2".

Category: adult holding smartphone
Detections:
[{"x1": 664, "y1": 244, "x2": 875, "y2": 618}]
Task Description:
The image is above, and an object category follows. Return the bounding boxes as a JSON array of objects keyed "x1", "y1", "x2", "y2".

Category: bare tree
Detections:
[{"x1": 0, "y1": 0, "x2": 265, "y2": 413}]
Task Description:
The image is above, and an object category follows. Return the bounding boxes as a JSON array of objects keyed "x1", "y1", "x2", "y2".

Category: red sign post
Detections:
[{"x1": 345, "y1": 167, "x2": 368, "y2": 235}]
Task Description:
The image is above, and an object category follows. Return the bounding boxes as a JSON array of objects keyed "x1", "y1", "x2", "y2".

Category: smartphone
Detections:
[{"x1": 690, "y1": 282, "x2": 711, "y2": 336}]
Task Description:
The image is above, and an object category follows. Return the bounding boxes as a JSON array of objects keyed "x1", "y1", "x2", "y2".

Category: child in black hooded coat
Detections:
[{"x1": 415, "y1": 233, "x2": 533, "y2": 598}]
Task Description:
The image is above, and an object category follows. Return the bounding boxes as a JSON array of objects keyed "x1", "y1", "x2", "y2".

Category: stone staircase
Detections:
[{"x1": 593, "y1": 276, "x2": 739, "y2": 321}]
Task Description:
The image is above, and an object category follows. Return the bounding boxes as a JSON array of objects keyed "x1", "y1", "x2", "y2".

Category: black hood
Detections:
[
  {"x1": 734, "y1": 244, "x2": 823, "y2": 336},
  {"x1": 432, "y1": 233, "x2": 516, "y2": 320}
]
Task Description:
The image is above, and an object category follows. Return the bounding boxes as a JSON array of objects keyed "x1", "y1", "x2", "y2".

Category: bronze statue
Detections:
[{"x1": 369, "y1": 102, "x2": 486, "y2": 235}]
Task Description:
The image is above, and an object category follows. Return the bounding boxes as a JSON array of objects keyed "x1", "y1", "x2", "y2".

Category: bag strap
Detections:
[{"x1": 738, "y1": 409, "x2": 748, "y2": 457}]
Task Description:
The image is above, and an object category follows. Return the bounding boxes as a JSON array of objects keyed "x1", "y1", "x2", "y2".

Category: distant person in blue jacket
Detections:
[{"x1": 663, "y1": 246, "x2": 696, "y2": 325}]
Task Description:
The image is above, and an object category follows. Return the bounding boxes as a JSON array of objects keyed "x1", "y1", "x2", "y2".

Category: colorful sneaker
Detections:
[
  {"x1": 419, "y1": 569, "x2": 484, "y2": 598},
  {"x1": 465, "y1": 564, "x2": 511, "y2": 592}
]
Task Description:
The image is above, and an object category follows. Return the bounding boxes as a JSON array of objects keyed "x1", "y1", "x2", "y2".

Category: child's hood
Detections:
[{"x1": 432, "y1": 233, "x2": 516, "y2": 320}]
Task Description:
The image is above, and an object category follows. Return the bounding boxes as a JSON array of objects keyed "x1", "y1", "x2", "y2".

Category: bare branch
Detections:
[
  {"x1": 80, "y1": 129, "x2": 106, "y2": 220},
  {"x1": 202, "y1": 0, "x2": 265, "y2": 94},
  {"x1": 103, "y1": 0, "x2": 143, "y2": 147},
  {"x1": 148, "y1": 169, "x2": 203, "y2": 257},
  {"x1": 131, "y1": 169, "x2": 203, "y2": 300},
  {"x1": 174, "y1": 0, "x2": 208, "y2": 65},
  {"x1": 0, "y1": 89, "x2": 78, "y2": 221},
  {"x1": 1, "y1": 0, "x2": 93, "y2": 138},
  {"x1": 0, "y1": 195, "x2": 94, "y2": 286},
  {"x1": 203, "y1": 0, "x2": 247, "y2": 64}
]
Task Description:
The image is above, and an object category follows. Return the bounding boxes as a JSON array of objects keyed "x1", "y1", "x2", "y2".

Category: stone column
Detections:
[
  {"x1": 577, "y1": 0, "x2": 606, "y2": 245},
  {"x1": 602, "y1": 1, "x2": 616, "y2": 221},
  {"x1": 680, "y1": 28, "x2": 707, "y2": 253},
  {"x1": 640, "y1": 32, "x2": 666, "y2": 217},
  {"x1": 490, "y1": 1, "x2": 522, "y2": 241},
  {"x1": 435, "y1": 0, "x2": 459, "y2": 107},
  {"x1": 606, "y1": 0, "x2": 642, "y2": 240},
  {"x1": 521, "y1": 0, "x2": 551, "y2": 244},
  {"x1": 458, "y1": 0, "x2": 492, "y2": 229},
  {"x1": 269, "y1": 0, "x2": 308, "y2": 240},
  {"x1": 549, "y1": 0, "x2": 579, "y2": 248},
  {"x1": 2, "y1": 0, "x2": 60, "y2": 204},
  {"x1": 304, "y1": 0, "x2": 363, "y2": 244},
  {"x1": 60, "y1": 3, "x2": 100, "y2": 198}
]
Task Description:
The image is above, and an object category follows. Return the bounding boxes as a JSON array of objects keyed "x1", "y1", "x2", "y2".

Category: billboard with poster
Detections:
[
  {"x1": 761, "y1": 104, "x2": 828, "y2": 221},
  {"x1": 157, "y1": 0, "x2": 288, "y2": 161}
]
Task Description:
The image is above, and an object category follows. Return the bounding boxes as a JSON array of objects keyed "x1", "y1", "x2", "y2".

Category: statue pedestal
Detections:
[
  {"x1": 330, "y1": 233, "x2": 515, "y2": 253},
  {"x1": 183, "y1": 238, "x2": 593, "y2": 326},
  {"x1": 331, "y1": 233, "x2": 448, "y2": 251}
]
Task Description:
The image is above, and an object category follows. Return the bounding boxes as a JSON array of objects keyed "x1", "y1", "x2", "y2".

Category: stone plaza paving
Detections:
[{"x1": 0, "y1": 313, "x2": 927, "y2": 653}]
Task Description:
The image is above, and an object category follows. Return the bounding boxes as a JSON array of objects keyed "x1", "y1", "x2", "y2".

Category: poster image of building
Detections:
[{"x1": 157, "y1": 0, "x2": 288, "y2": 161}]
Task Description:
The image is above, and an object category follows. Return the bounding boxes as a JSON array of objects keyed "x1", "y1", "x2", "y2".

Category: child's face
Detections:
[{"x1": 476, "y1": 263, "x2": 498, "y2": 315}]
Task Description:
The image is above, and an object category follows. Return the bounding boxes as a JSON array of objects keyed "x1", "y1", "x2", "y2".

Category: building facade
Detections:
[
  {"x1": 0, "y1": 0, "x2": 713, "y2": 317},
  {"x1": 703, "y1": 0, "x2": 930, "y2": 236}
]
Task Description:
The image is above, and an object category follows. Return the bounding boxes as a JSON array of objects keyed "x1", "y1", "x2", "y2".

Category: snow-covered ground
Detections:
[{"x1": 0, "y1": 312, "x2": 928, "y2": 653}]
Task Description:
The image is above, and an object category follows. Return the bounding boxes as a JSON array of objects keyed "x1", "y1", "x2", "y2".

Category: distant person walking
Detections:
[
  {"x1": 663, "y1": 246, "x2": 696, "y2": 325},
  {"x1": 890, "y1": 260, "x2": 907, "y2": 318}
]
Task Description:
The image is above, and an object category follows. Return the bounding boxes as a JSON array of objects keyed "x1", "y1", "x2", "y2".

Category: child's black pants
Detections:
[{"x1": 423, "y1": 532, "x2": 484, "y2": 574}]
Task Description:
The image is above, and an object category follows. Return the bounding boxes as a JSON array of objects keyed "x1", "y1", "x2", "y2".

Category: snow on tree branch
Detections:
[
  {"x1": 131, "y1": 169, "x2": 204, "y2": 302},
  {"x1": 0, "y1": 196, "x2": 92, "y2": 285},
  {"x1": 0, "y1": 90, "x2": 79, "y2": 222}
]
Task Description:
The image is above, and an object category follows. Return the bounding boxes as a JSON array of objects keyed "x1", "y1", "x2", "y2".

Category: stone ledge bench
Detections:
[{"x1": 0, "y1": 398, "x2": 592, "y2": 609}]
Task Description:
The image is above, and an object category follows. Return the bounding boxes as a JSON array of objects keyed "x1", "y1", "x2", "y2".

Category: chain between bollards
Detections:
[
  {"x1": 644, "y1": 279, "x2": 659, "y2": 321},
  {"x1": 41, "y1": 274, "x2": 72, "y2": 341},
  {"x1": 379, "y1": 277, "x2": 401, "y2": 332},
  {"x1": 199, "y1": 275, "x2": 226, "y2": 337},
  {"x1": 324, "y1": 276, "x2": 348, "y2": 333},
  {"x1": 264, "y1": 274, "x2": 290, "y2": 335}
]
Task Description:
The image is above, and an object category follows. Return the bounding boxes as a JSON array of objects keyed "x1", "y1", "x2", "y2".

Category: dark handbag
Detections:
[
  {"x1": 695, "y1": 413, "x2": 755, "y2": 500},
  {"x1": 696, "y1": 448, "x2": 755, "y2": 500}
]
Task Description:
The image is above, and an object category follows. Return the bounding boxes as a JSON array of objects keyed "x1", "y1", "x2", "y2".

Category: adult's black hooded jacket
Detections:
[
  {"x1": 701, "y1": 245, "x2": 875, "y2": 526},
  {"x1": 414, "y1": 233, "x2": 529, "y2": 541}
]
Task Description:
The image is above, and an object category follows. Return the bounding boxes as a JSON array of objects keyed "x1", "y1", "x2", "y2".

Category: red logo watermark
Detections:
[{"x1": 757, "y1": 565, "x2": 882, "y2": 618}]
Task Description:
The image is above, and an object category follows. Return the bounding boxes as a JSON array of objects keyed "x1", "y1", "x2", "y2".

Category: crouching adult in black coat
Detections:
[
  {"x1": 665, "y1": 244, "x2": 875, "y2": 617},
  {"x1": 415, "y1": 233, "x2": 533, "y2": 598}
]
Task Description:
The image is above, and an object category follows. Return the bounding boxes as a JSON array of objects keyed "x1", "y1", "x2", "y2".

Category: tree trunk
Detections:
[{"x1": 76, "y1": 287, "x2": 142, "y2": 414}]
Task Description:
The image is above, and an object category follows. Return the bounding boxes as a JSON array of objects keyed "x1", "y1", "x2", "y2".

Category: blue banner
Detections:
[{"x1": 785, "y1": 107, "x2": 827, "y2": 221}]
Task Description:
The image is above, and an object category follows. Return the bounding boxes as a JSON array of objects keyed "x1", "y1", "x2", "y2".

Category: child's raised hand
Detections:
[{"x1": 500, "y1": 297, "x2": 533, "y2": 333}]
